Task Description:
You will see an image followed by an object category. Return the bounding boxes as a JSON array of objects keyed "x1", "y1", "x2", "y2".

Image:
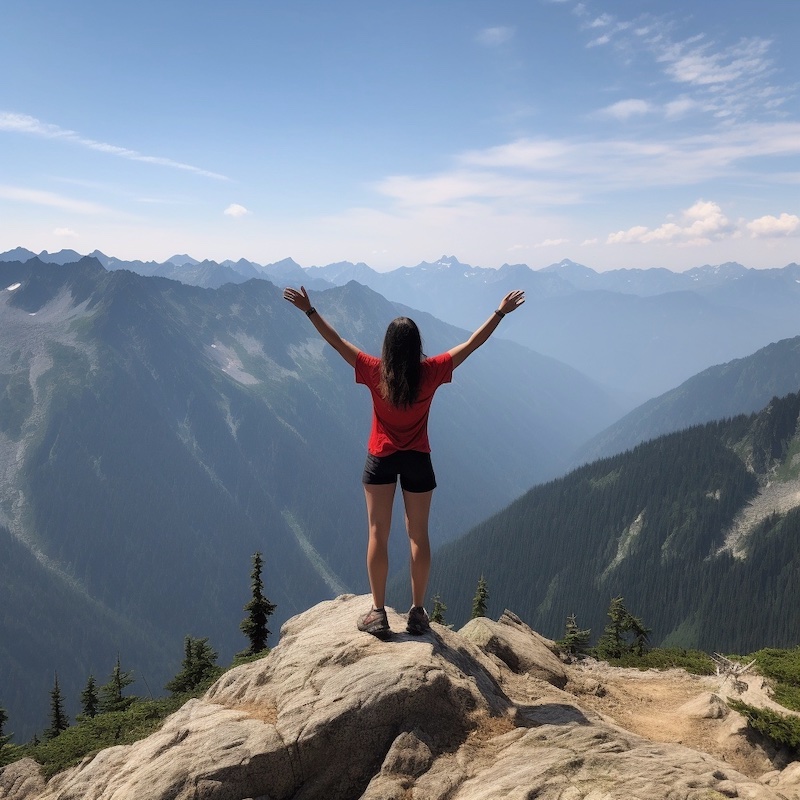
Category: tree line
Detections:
[
  {"x1": 0, "y1": 552, "x2": 274, "y2": 762},
  {"x1": 433, "y1": 575, "x2": 650, "y2": 662}
]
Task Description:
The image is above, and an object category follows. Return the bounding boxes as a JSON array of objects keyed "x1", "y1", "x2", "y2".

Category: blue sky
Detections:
[{"x1": 1, "y1": 0, "x2": 798, "y2": 271}]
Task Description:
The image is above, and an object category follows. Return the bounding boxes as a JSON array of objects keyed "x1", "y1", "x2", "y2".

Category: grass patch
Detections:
[
  {"x1": 601, "y1": 647, "x2": 716, "y2": 675},
  {"x1": 749, "y1": 646, "x2": 800, "y2": 712},
  {"x1": 18, "y1": 697, "x2": 185, "y2": 778}
]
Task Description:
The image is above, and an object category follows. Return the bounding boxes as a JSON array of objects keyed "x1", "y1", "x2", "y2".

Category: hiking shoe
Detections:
[
  {"x1": 406, "y1": 606, "x2": 430, "y2": 635},
  {"x1": 357, "y1": 607, "x2": 390, "y2": 638}
]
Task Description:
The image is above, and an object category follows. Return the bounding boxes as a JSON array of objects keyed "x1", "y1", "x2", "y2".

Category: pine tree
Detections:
[
  {"x1": 556, "y1": 613, "x2": 591, "y2": 657},
  {"x1": 430, "y1": 594, "x2": 447, "y2": 625},
  {"x1": 627, "y1": 612, "x2": 652, "y2": 657},
  {"x1": 0, "y1": 705, "x2": 12, "y2": 754},
  {"x1": 240, "y1": 552, "x2": 276, "y2": 655},
  {"x1": 80, "y1": 675, "x2": 99, "y2": 718},
  {"x1": 46, "y1": 674, "x2": 69, "y2": 739},
  {"x1": 595, "y1": 596, "x2": 629, "y2": 660},
  {"x1": 471, "y1": 574, "x2": 489, "y2": 619},
  {"x1": 99, "y1": 656, "x2": 135, "y2": 713},
  {"x1": 595, "y1": 596, "x2": 651, "y2": 660},
  {"x1": 165, "y1": 637, "x2": 221, "y2": 695}
]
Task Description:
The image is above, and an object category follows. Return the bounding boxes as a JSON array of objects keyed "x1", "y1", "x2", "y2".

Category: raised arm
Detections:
[
  {"x1": 448, "y1": 289, "x2": 525, "y2": 369},
  {"x1": 283, "y1": 286, "x2": 360, "y2": 368}
]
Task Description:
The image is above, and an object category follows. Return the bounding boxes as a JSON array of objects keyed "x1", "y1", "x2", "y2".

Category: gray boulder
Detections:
[{"x1": 458, "y1": 612, "x2": 568, "y2": 688}]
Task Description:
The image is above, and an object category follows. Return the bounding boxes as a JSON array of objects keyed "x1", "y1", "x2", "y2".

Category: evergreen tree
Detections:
[
  {"x1": 165, "y1": 637, "x2": 221, "y2": 695},
  {"x1": 557, "y1": 613, "x2": 592, "y2": 657},
  {"x1": 471, "y1": 574, "x2": 489, "y2": 619},
  {"x1": 46, "y1": 674, "x2": 69, "y2": 739},
  {"x1": 596, "y1": 596, "x2": 628, "y2": 660},
  {"x1": 595, "y1": 596, "x2": 651, "y2": 660},
  {"x1": 99, "y1": 656, "x2": 135, "y2": 713},
  {"x1": 430, "y1": 594, "x2": 447, "y2": 625},
  {"x1": 240, "y1": 552, "x2": 276, "y2": 655},
  {"x1": 80, "y1": 675, "x2": 99, "y2": 719},
  {"x1": 627, "y1": 611, "x2": 652, "y2": 657},
  {"x1": 0, "y1": 705, "x2": 12, "y2": 754}
]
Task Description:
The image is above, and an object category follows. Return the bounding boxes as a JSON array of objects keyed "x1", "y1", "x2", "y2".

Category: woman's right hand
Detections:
[
  {"x1": 283, "y1": 285, "x2": 312, "y2": 313},
  {"x1": 498, "y1": 289, "x2": 525, "y2": 315}
]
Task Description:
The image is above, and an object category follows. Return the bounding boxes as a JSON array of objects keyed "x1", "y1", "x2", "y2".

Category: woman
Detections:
[{"x1": 283, "y1": 285, "x2": 525, "y2": 637}]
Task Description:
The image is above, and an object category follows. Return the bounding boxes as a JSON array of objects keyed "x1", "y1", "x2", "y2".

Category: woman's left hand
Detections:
[
  {"x1": 498, "y1": 289, "x2": 525, "y2": 315},
  {"x1": 283, "y1": 285, "x2": 312, "y2": 313}
]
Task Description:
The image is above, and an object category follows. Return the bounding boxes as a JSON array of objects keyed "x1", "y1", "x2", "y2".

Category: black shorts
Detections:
[{"x1": 362, "y1": 450, "x2": 437, "y2": 493}]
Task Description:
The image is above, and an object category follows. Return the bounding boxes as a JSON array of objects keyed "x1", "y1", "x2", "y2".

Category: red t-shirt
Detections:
[{"x1": 355, "y1": 351, "x2": 453, "y2": 456}]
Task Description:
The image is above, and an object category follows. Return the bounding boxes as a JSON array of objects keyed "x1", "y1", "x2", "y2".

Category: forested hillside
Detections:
[
  {"x1": 0, "y1": 257, "x2": 618, "y2": 739},
  {"x1": 419, "y1": 393, "x2": 800, "y2": 654},
  {"x1": 577, "y1": 335, "x2": 800, "y2": 465}
]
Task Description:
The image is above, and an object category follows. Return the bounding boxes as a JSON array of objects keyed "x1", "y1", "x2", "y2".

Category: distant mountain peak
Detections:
[
  {"x1": 0, "y1": 246, "x2": 37, "y2": 263},
  {"x1": 36, "y1": 248, "x2": 84, "y2": 265},
  {"x1": 541, "y1": 258, "x2": 593, "y2": 272},
  {"x1": 434, "y1": 255, "x2": 466, "y2": 269},
  {"x1": 166, "y1": 254, "x2": 200, "y2": 267}
]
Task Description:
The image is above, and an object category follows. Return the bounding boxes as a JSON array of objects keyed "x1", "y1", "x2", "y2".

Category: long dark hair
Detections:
[{"x1": 379, "y1": 317, "x2": 423, "y2": 408}]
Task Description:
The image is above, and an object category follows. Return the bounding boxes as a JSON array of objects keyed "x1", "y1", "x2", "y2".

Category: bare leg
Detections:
[
  {"x1": 402, "y1": 489, "x2": 433, "y2": 608},
  {"x1": 363, "y1": 483, "x2": 396, "y2": 608}
]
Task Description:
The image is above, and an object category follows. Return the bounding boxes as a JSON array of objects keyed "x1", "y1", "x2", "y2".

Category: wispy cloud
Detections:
[
  {"x1": 377, "y1": 170, "x2": 580, "y2": 207},
  {"x1": 568, "y1": 5, "x2": 790, "y2": 123},
  {"x1": 653, "y1": 35, "x2": 784, "y2": 120},
  {"x1": 598, "y1": 99, "x2": 654, "y2": 120},
  {"x1": 476, "y1": 26, "x2": 515, "y2": 47},
  {"x1": 0, "y1": 184, "x2": 115, "y2": 215},
  {"x1": 369, "y1": 121, "x2": 799, "y2": 239},
  {"x1": 0, "y1": 112, "x2": 230, "y2": 180}
]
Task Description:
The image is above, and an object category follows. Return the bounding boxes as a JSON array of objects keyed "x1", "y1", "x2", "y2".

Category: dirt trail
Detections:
[{"x1": 555, "y1": 660, "x2": 798, "y2": 779}]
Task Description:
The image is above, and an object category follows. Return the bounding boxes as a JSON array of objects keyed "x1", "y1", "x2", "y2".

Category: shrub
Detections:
[{"x1": 728, "y1": 699, "x2": 800, "y2": 755}]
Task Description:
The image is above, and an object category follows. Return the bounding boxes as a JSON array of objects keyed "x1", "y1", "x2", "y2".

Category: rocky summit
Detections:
[{"x1": 2, "y1": 595, "x2": 799, "y2": 800}]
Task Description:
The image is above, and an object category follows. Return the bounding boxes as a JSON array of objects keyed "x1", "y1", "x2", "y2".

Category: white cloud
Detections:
[
  {"x1": 607, "y1": 200, "x2": 733, "y2": 246},
  {"x1": 535, "y1": 238, "x2": 569, "y2": 248},
  {"x1": 224, "y1": 203, "x2": 250, "y2": 217},
  {"x1": 476, "y1": 26, "x2": 515, "y2": 46},
  {"x1": 747, "y1": 213, "x2": 800, "y2": 238},
  {"x1": 53, "y1": 227, "x2": 79, "y2": 238},
  {"x1": 0, "y1": 112, "x2": 229, "y2": 180},
  {"x1": 599, "y1": 99, "x2": 654, "y2": 120}
]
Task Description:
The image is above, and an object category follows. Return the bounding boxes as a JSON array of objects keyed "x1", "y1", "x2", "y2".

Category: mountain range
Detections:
[
  {"x1": 6, "y1": 248, "x2": 800, "y2": 406},
  {"x1": 0, "y1": 255, "x2": 616, "y2": 739}
]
